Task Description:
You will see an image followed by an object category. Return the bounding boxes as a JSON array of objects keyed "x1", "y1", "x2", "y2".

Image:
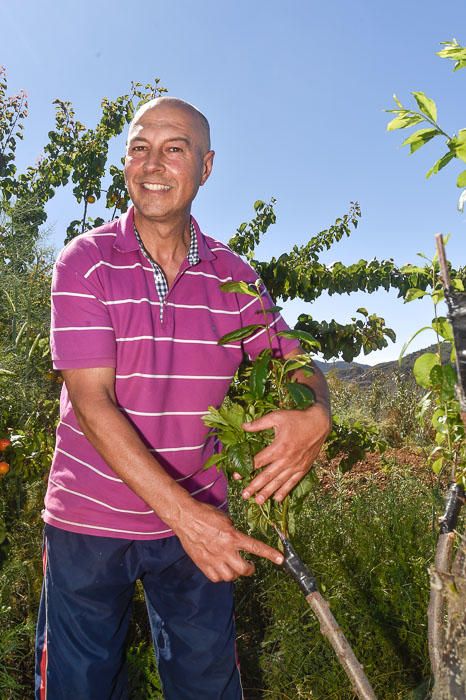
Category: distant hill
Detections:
[{"x1": 316, "y1": 343, "x2": 451, "y2": 387}]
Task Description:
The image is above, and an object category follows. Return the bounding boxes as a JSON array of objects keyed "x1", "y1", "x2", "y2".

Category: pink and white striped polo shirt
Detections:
[{"x1": 43, "y1": 206, "x2": 298, "y2": 539}]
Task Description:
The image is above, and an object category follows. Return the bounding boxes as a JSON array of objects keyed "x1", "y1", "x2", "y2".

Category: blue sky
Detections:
[{"x1": 2, "y1": 0, "x2": 466, "y2": 364}]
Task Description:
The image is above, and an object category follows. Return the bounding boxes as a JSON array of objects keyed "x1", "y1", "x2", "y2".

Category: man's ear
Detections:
[{"x1": 200, "y1": 150, "x2": 215, "y2": 186}]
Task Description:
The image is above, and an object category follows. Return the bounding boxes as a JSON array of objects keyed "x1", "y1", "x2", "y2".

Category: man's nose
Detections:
[{"x1": 144, "y1": 147, "x2": 165, "y2": 172}]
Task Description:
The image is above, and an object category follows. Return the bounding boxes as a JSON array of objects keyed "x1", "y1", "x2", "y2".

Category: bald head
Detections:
[{"x1": 128, "y1": 96, "x2": 211, "y2": 153}]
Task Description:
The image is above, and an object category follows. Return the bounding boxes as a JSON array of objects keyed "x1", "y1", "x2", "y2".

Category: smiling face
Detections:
[{"x1": 124, "y1": 99, "x2": 214, "y2": 230}]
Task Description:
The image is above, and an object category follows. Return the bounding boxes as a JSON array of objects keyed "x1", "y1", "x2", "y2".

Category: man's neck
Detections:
[{"x1": 134, "y1": 210, "x2": 191, "y2": 267}]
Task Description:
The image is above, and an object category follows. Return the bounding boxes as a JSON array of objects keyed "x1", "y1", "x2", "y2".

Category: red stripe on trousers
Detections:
[{"x1": 40, "y1": 542, "x2": 48, "y2": 700}]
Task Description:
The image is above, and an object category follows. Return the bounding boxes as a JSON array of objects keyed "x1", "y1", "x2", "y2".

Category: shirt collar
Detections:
[{"x1": 114, "y1": 205, "x2": 215, "y2": 262}]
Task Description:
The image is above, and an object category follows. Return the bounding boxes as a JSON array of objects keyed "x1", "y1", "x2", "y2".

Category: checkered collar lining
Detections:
[{"x1": 133, "y1": 220, "x2": 199, "y2": 316}]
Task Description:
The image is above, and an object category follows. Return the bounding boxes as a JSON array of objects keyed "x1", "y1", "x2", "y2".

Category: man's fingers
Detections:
[
  {"x1": 242, "y1": 461, "x2": 289, "y2": 499},
  {"x1": 250, "y1": 475, "x2": 289, "y2": 504},
  {"x1": 239, "y1": 533, "x2": 284, "y2": 566},
  {"x1": 242, "y1": 413, "x2": 278, "y2": 433},
  {"x1": 252, "y1": 442, "x2": 277, "y2": 470},
  {"x1": 273, "y1": 472, "x2": 305, "y2": 502}
]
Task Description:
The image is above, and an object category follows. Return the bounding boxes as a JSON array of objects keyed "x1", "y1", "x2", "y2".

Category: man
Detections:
[{"x1": 35, "y1": 97, "x2": 331, "y2": 699}]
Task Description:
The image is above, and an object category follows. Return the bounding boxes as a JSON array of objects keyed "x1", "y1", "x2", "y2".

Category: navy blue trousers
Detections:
[{"x1": 35, "y1": 524, "x2": 243, "y2": 699}]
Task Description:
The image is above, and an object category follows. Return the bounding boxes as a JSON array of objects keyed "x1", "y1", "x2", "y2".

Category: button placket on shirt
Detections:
[{"x1": 133, "y1": 222, "x2": 199, "y2": 328}]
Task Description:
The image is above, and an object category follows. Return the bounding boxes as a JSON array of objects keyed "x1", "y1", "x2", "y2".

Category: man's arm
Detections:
[
  {"x1": 239, "y1": 348, "x2": 331, "y2": 504},
  {"x1": 62, "y1": 367, "x2": 284, "y2": 582}
]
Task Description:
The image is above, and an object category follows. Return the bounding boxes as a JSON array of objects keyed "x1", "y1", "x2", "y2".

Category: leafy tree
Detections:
[{"x1": 0, "y1": 66, "x2": 167, "y2": 240}]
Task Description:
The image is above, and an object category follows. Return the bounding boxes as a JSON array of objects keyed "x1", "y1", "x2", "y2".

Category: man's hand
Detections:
[
  {"x1": 239, "y1": 402, "x2": 331, "y2": 504},
  {"x1": 174, "y1": 500, "x2": 284, "y2": 582}
]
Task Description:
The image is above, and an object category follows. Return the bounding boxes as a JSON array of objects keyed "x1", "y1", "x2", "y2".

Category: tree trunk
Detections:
[{"x1": 431, "y1": 535, "x2": 466, "y2": 699}]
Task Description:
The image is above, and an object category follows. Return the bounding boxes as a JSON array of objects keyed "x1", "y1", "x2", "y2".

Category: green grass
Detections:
[{"x1": 233, "y1": 468, "x2": 441, "y2": 699}]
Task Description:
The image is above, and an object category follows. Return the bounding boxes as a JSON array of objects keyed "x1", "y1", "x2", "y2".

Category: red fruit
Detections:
[
  {"x1": 0, "y1": 461, "x2": 10, "y2": 475},
  {"x1": 0, "y1": 438, "x2": 11, "y2": 450}
]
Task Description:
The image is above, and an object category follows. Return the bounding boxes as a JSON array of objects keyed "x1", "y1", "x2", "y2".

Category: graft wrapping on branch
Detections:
[{"x1": 440, "y1": 482, "x2": 465, "y2": 534}]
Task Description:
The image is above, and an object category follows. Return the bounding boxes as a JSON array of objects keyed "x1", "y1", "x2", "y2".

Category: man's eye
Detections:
[
  {"x1": 168, "y1": 146, "x2": 182, "y2": 152},
  {"x1": 132, "y1": 145, "x2": 146, "y2": 152}
]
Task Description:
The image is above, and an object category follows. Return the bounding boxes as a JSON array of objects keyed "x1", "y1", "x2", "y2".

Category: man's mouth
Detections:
[{"x1": 141, "y1": 183, "x2": 171, "y2": 192}]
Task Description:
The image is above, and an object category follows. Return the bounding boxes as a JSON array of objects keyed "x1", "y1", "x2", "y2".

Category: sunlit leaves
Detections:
[
  {"x1": 438, "y1": 39, "x2": 466, "y2": 71},
  {"x1": 426, "y1": 151, "x2": 455, "y2": 179},
  {"x1": 412, "y1": 92, "x2": 438, "y2": 122},
  {"x1": 295, "y1": 312, "x2": 396, "y2": 362},
  {"x1": 386, "y1": 112, "x2": 424, "y2": 132},
  {"x1": 413, "y1": 353, "x2": 441, "y2": 389},
  {"x1": 220, "y1": 280, "x2": 258, "y2": 297},
  {"x1": 228, "y1": 198, "x2": 277, "y2": 261},
  {"x1": 404, "y1": 288, "x2": 426, "y2": 303},
  {"x1": 449, "y1": 129, "x2": 466, "y2": 163},
  {"x1": 0, "y1": 67, "x2": 167, "y2": 242},
  {"x1": 402, "y1": 127, "x2": 439, "y2": 154},
  {"x1": 456, "y1": 170, "x2": 466, "y2": 188},
  {"x1": 431, "y1": 317, "x2": 454, "y2": 342}
]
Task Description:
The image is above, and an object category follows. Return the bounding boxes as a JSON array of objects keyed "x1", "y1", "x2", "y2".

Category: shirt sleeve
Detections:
[
  {"x1": 235, "y1": 266, "x2": 300, "y2": 361},
  {"x1": 50, "y1": 260, "x2": 116, "y2": 370}
]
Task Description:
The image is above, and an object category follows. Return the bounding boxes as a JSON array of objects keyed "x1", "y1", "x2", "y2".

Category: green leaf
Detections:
[
  {"x1": 220, "y1": 402, "x2": 246, "y2": 430},
  {"x1": 437, "y1": 41, "x2": 466, "y2": 71},
  {"x1": 228, "y1": 443, "x2": 253, "y2": 478},
  {"x1": 283, "y1": 357, "x2": 314, "y2": 374},
  {"x1": 426, "y1": 151, "x2": 455, "y2": 179},
  {"x1": 451, "y1": 278, "x2": 465, "y2": 292},
  {"x1": 431, "y1": 288, "x2": 445, "y2": 304},
  {"x1": 457, "y1": 170, "x2": 466, "y2": 188},
  {"x1": 249, "y1": 350, "x2": 271, "y2": 400},
  {"x1": 254, "y1": 200, "x2": 264, "y2": 211},
  {"x1": 404, "y1": 288, "x2": 426, "y2": 303},
  {"x1": 402, "y1": 127, "x2": 439, "y2": 154},
  {"x1": 386, "y1": 113, "x2": 424, "y2": 131},
  {"x1": 431, "y1": 317, "x2": 454, "y2": 341},
  {"x1": 220, "y1": 281, "x2": 258, "y2": 297},
  {"x1": 218, "y1": 324, "x2": 265, "y2": 345},
  {"x1": 450, "y1": 130, "x2": 466, "y2": 163},
  {"x1": 277, "y1": 330, "x2": 321, "y2": 350},
  {"x1": 259, "y1": 305, "x2": 283, "y2": 314},
  {"x1": 203, "y1": 453, "x2": 226, "y2": 470},
  {"x1": 400, "y1": 264, "x2": 426, "y2": 274},
  {"x1": 413, "y1": 352, "x2": 441, "y2": 389},
  {"x1": 412, "y1": 92, "x2": 437, "y2": 122},
  {"x1": 290, "y1": 472, "x2": 315, "y2": 504},
  {"x1": 356, "y1": 307, "x2": 368, "y2": 316},
  {"x1": 285, "y1": 382, "x2": 315, "y2": 409},
  {"x1": 431, "y1": 456, "x2": 444, "y2": 475}
]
